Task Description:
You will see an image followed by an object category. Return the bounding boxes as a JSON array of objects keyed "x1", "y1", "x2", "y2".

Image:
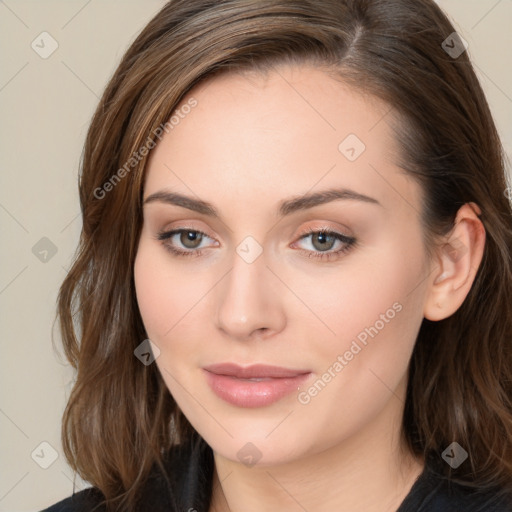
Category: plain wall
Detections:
[{"x1": 0, "y1": 1, "x2": 511, "y2": 510}]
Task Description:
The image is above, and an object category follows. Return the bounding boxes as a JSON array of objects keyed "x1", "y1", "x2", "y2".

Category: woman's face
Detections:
[{"x1": 134, "y1": 64, "x2": 433, "y2": 466}]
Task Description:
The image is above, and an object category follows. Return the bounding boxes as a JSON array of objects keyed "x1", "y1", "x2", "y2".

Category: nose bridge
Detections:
[{"x1": 215, "y1": 242, "x2": 285, "y2": 339}]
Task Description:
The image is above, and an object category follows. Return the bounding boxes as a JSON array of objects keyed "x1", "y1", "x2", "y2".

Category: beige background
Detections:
[{"x1": 0, "y1": 1, "x2": 511, "y2": 510}]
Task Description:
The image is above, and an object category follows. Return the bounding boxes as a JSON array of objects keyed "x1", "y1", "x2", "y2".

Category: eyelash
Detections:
[{"x1": 155, "y1": 227, "x2": 357, "y2": 262}]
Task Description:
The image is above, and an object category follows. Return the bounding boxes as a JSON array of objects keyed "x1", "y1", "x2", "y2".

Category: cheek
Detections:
[
  {"x1": 134, "y1": 239, "x2": 209, "y2": 343},
  {"x1": 303, "y1": 244, "x2": 425, "y2": 349},
  {"x1": 133, "y1": 241, "x2": 213, "y2": 425},
  {"x1": 290, "y1": 245, "x2": 427, "y2": 430},
  {"x1": 133, "y1": 249, "x2": 169, "y2": 338}
]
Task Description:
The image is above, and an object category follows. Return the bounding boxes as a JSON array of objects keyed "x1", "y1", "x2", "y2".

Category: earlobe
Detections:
[{"x1": 424, "y1": 203, "x2": 486, "y2": 321}]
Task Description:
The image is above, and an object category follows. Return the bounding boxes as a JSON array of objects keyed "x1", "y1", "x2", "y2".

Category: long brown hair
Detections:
[{"x1": 56, "y1": 0, "x2": 512, "y2": 509}]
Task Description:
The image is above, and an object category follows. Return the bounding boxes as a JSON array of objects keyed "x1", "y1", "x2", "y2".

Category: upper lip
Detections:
[{"x1": 203, "y1": 363, "x2": 310, "y2": 379}]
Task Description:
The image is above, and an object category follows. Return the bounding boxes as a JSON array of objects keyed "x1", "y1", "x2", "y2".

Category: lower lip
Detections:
[{"x1": 203, "y1": 370, "x2": 311, "y2": 408}]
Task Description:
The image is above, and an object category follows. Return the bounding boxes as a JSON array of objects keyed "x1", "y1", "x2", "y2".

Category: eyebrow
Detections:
[{"x1": 143, "y1": 187, "x2": 381, "y2": 217}]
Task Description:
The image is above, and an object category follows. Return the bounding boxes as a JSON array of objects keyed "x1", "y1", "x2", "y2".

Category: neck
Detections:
[{"x1": 208, "y1": 377, "x2": 424, "y2": 512}]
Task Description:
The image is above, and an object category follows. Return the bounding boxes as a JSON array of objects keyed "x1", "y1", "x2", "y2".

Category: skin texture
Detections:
[{"x1": 134, "y1": 64, "x2": 485, "y2": 512}]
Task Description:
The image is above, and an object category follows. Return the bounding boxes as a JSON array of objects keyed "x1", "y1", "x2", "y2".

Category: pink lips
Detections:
[{"x1": 203, "y1": 363, "x2": 311, "y2": 408}]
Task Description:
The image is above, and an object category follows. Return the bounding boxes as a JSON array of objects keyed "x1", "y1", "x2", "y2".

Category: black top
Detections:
[{"x1": 41, "y1": 437, "x2": 512, "y2": 512}]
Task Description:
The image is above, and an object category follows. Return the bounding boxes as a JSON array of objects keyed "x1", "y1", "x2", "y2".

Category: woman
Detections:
[{"x1": 43, "y1": 0, "x2": 512, "y2": 510}]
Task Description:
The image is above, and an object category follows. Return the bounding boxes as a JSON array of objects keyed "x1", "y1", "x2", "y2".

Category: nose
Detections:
[{"x1": 215, "y1": 246, "x2": 286, "y2": 341}]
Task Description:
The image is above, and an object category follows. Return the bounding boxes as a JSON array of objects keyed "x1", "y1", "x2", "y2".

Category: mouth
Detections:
[{"x1": 202, "y1": 363, "x2": 312, "y2": 408}]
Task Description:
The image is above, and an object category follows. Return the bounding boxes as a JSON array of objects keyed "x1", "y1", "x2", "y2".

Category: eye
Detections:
[
  {"x1": 156, "y1": 228, "x2": 217, "y2": 258},
  {"x1": 155, "y1": 227, "x2": 356, "y2": 262},
  {"x1": 292, "y1": 228, "x2": 356, "y2": 262}
]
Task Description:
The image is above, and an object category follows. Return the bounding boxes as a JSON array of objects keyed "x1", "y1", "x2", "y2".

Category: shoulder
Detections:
[
  {"x1": 399, "y1": 464, "x2": 512, "y2": 512},
  {"x1": 40, "y1": 437, "x2": 213, "y2": 512},
  {"x1": 40, "y1": 487, "x2": 106, "y2": 512}
]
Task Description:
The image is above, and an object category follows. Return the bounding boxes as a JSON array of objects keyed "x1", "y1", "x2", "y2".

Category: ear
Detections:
[{"x1": 423, "y1": 202, "x2": 486, "y2": 321}]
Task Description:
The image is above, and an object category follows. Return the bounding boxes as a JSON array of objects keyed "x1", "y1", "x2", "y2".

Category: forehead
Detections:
[{"x1": 143, "y1": 64, "x2": 417, "y2": 216}]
